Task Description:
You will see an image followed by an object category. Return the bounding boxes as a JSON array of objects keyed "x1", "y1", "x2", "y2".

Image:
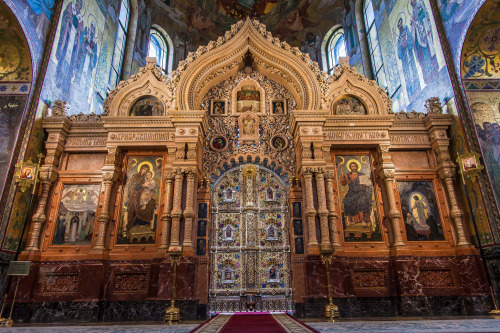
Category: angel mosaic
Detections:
[
  {"x1": 119, "y1": 156, "x2": 162, "y2": 244},
  {"x1": 398, "y1": 181, "x2": 444, "y2": 241},
  {"x1": 52, "y1": 184, "x2": 100, "y2": 245}
]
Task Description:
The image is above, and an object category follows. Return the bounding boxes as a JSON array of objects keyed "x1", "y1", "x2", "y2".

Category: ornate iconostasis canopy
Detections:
[{"x1": 15, "y1": 17, "x2": 484, "y2": 320}]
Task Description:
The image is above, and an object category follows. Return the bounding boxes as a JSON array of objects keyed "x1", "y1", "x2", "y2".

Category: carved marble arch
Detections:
[
  {"x1": 326, "y1": 59, "x2": 392, "y2": 115},
  {"x1": 103, "y1": 58, "x2": 173, "y2": 116},
  {"x1": 171, "y1": 18, "x2": 324, "y2": 111}
]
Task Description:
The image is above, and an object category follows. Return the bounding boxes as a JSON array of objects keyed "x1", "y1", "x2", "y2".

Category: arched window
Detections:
[
  {"x1": 363, "y1": 0, "x2": 387, "y2": 89},
  {"x1": 326, "y1": 28, "x2": 347, "y2": 74},
  {"x1": 108, "y1": 0, "x2": 130, "y2": 91},
  {"x1": 148, "y1": 28, "x2": 169, "y2": 74}
]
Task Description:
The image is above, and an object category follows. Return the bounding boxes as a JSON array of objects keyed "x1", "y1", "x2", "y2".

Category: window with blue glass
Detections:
[
  {"x1": 108, "y1": 0, "x2": 130, "y2": 91},
  {"x1": 326, "y1": 28, "x2": 347, "y2": 74},
  {"x1": 148, "y1": 28, "x2": 169, "y2": 74},
  {"x1": 363, "y1": 0, "x2": 402, "y2": 110}
]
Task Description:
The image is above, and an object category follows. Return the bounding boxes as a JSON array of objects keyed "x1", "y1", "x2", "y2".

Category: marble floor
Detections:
[{"x1": 1, "y1": 318, "x2": 500, "y2": 332}]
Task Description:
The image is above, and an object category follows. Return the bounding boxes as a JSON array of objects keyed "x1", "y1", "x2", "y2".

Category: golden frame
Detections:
[
  {"x1": 456, "y1": 151, "x2": 484, "y2": 182},
  {"x1": 13, "y1": 156, "x2": 42, "y2": 193}
]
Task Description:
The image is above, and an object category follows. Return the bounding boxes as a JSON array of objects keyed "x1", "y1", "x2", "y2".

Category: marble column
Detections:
[
  {"x1": 439, "y1": 168, "x2": 469, "y2": 246},
  {"x1": 94, "y1": 147, "x2": 121, "y2": 251},
  {"x1": 303, "y1": 168, "x2": 318, "y2": 247},
  {"x1": 94, "y1": 169, "x2": 118, "y2": 250},
  {"x1": 182, "y1": 169, "x2": 196, "y2": 249},
  {"x1": 170, "y1": 169, "x2": 184, "y2": 247},
  {"x1": 377, "y1": 145, "x2": 405, "y2": 247},
  {"x1": 25, "y1": 167, "x2": 58, "y2": 251},
  {"x1": 315, "y1": 169, "x2": 332, "y2": 249},
  {"x1": 160, "y1": 171, "x2": 175, "y2": 249},
  {"x1": 324, "y1": 171, "x2": 341, "y2": 247},
  {"x1": 426, "y1": 114, "x2": 470, "y2": 247}
]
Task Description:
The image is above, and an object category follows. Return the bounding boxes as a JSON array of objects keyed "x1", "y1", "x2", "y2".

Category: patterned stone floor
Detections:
[{"x1": 1, "y1": 318, "x2": 500, "y2": 332}]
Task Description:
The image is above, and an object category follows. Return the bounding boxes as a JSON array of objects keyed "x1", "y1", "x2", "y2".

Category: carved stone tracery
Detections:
[{"x1": 201, "y1": 70, "x2": 296, "y2": 177}]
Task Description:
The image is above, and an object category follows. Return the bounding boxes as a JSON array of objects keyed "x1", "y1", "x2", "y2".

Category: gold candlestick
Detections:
[
  {"x1": 2, "y1": 277, "x2": 21, "y2": 327},
  {"x1": 164, "y1": 250, "x2": 182, "y2": 324},
  {"x1": 321, "y1": 249, "x2": 339, "y2": 321},
  {"x1": 0, "y1": 293, "x2": 8, "y2": 323}
]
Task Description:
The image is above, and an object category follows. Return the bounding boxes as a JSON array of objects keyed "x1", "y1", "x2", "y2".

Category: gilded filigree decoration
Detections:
[
  {"x1": 201, "y1": 71, "x2": 296, "y2": 177},
  {"x1": 209, "y1": 165, "x2": 291, "y2": 311}
]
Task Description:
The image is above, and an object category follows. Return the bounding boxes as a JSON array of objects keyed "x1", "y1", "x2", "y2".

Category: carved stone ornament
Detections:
[
  {"x1": 68, "y1": 112, "x2": 103, "y2": 122},
  {"x1": 326, "y1": 58, "x2": 392, "y2": 114},
  {"x1": 104, "y1": 57, "x2": 174, "y2": 116},
  {"x1": 172, "y1": 18, "x2": 324, "y2": 111},
  {"x1": 51, "y1": 100, "x2": 69, "y2": 117},
  {"x1": 424, "y1": 97, "x2": 443, "y2": 114},
  {"x1": 394, "y1": 110, "x2": 426, "y2": 119},
  {"x1": 270, "y1": 135, "x2": 288, "y2": 151},
  {"x1": 238, "y1": 111, "x2": 260, "y2": 144},
  {"x1": 41, "y1": 272, "x2": 79, "y2": 295}
]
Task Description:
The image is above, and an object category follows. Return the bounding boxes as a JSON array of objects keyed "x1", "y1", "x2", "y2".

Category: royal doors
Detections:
[{"x1": 208, "y1": 164, "x2": 292, "y2": 313}]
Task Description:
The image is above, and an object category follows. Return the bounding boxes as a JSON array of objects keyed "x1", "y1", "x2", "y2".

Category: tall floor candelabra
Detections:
[
  {"x1": 321, "y1": 249, "x2": 339, "y2": 321},
  {"x1": 164, "y1": 251, "x2": 182, "y2": 324}
]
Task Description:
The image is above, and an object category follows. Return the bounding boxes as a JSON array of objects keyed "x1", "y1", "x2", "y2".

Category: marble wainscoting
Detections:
[
  {"x1": 295, "y1": 295, "x2": 492, "y2": 318},
  {"x1": 10, "y1": 300, "x2": 204, "y2": 323},
  {"x1": 7, "y1": 258, "x2": 207, "y2": 323},
  {"x1": 293, "y1": 255, "x2": 492, "y2": 318}
]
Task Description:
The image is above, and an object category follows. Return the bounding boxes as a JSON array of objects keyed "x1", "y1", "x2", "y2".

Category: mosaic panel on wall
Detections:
[
  {"x1": 349, "y1": 0, "x2": 451, "y2": 112},
  {"x1": 0, "y1": 2, "x2": 33, "y2": 225},
  {"x1": 117, "y1": 156, "x2": 162, "y2": 244},
  {"x1": 397, "y1": 180, "x2": 445, "y2": 241},
  {"x1": 129, "y1": 96, "x2": 165, "y2": 116},
  {"x1": 52, "y1": 184, "x2": 100, "y2": 245},
  {"x1": 209, "y1": 165, "x2": 292, "y2": 313},
  {"x1": 335, "y1": 154, "x2": 382, "y2": 242},
  {"x1": 41, "y1": 0, "x2": 122, "y2": 114},
  {"x1": 9, "y1": 0, "x2": 55, "y2": 66},
  {"x1": 460, "y1": 1, "x2": 500, "y2": 228},
  {"x1": 152, "y1": 0, "x2": 344, "y2": 70}
]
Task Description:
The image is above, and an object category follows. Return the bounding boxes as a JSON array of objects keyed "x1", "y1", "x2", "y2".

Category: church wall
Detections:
[
  {"x1": 130, "y1": 0, "x2": 150, "y2": 75},
  {"x1": 0, "y1": 2, "x2": 35, "y2": 256},
  {"x1": 1, "y1": 3, "x2": 499, "y2": 321},
  {"x1": 149, "y1": 0, "x2": 345, "y2": 72},
  {"x1": 437, "y1": 0, "x2": 485, "y2": 72},
  {"x1": 348, "y1": 0, "x2": 454, "y2": 113},
  {"x1": 457, "y1": 0, "x2": 500, "y2": 306},
  {"x1": 40, "y1": 0, "x2": 119, "y2": 115}
]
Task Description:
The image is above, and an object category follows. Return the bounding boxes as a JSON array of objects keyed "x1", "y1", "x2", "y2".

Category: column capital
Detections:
[
  {"x1": 302, "y1": 168, "x2": 314, "y2": 177},
  {"x1": 438, "y1": 168, "x2": 455, "y2": 180},
  {"x1": 378, "y1": 168, "x2": 395, "y2": 181},
  {"x1": 185, "y1": 168, "x2": 196, "y2": 178},
  {"x1": 164, "y1": 170, "x2": 176, "y2": 181},
  {"x1": 105, "y1": 146, "x2": 121, "y2": 165}
]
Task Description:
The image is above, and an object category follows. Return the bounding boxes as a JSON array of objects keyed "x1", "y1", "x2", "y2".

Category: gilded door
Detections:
[{"x1": 208, "y1": 164, "x2": 292, "y2": 313}]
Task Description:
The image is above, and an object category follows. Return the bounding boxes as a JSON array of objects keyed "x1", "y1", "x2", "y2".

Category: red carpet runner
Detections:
[{"x1": 190, "y1": 313, "x2": 320, "y2": 333}]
